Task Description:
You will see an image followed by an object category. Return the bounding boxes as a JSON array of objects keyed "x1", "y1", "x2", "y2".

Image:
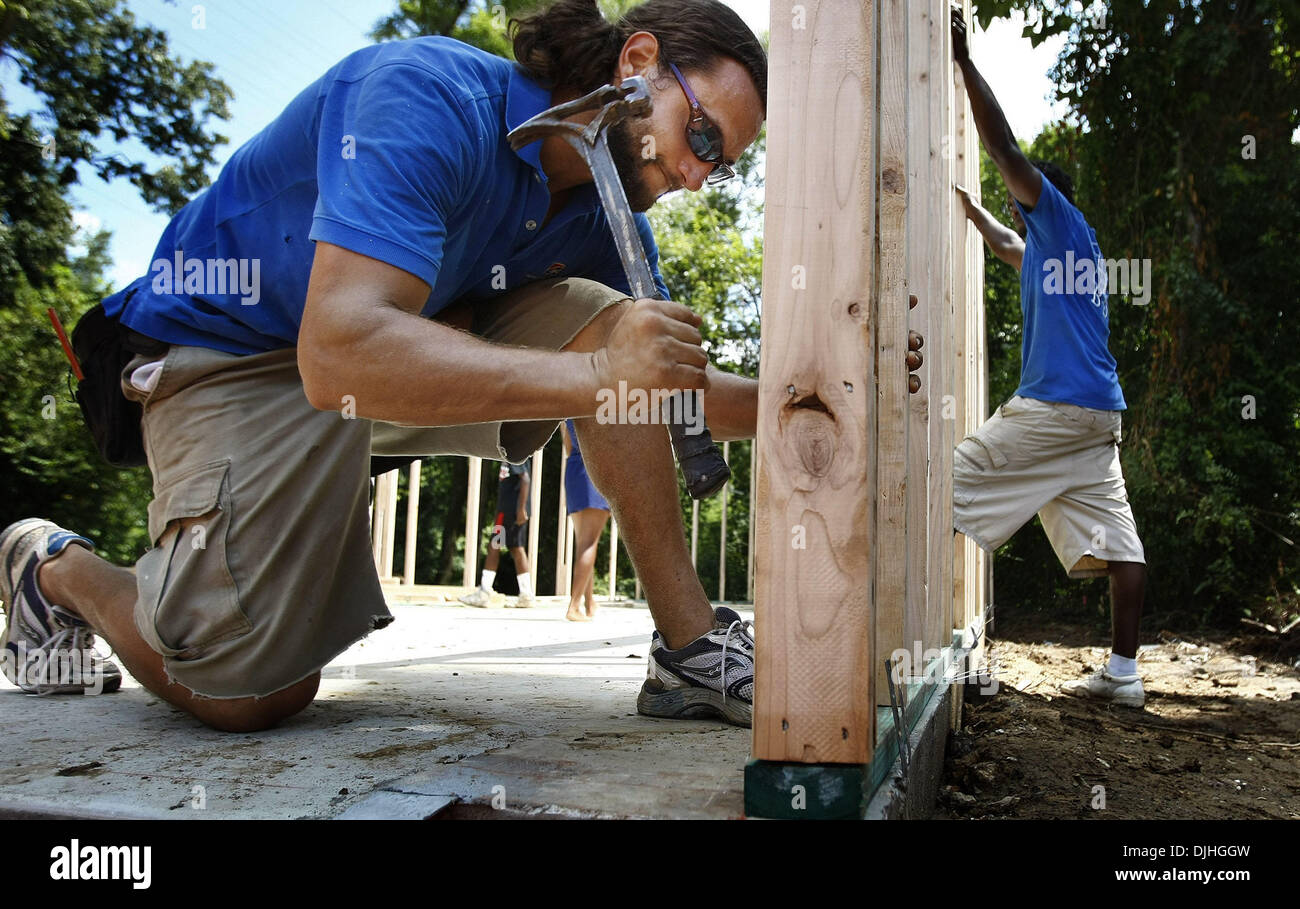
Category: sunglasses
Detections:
[{"x1": 668, "y1": 62, "x2": 737, "y2": 186}]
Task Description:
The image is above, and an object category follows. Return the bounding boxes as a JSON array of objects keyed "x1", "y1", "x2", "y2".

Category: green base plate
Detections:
[{"x1": 743, "y1": 759, "x2": 867, "y2": 819}]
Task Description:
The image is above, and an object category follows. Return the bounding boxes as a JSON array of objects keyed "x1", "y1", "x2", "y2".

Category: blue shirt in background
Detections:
[
  {"x1": 102, "y1": 37, "x2": 669, "y2": 355},
  {"x1": 1013, "y1": 175, "x2": 1125, "y2": 411}
]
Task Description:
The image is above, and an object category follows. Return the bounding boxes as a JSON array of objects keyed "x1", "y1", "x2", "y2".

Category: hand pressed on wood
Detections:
[{"x1": 951, "y1": 8, "x2": 970, "y2": 64}]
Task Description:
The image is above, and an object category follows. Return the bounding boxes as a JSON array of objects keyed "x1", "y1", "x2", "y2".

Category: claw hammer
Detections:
[{"x1": 507, "y1": 76, "x2": 731, "y2": 500}]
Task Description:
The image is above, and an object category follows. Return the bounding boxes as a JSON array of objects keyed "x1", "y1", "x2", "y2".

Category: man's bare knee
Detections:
[{"x1": 189, "y1": 673, "x2": 321, "y2": 733}]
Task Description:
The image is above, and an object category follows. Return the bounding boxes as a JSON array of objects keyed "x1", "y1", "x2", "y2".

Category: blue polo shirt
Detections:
[
  {"x1": 102, "y1": 37, "x2": 669, "y2": 355},
  {"x1": 1013, "y1": 175, "x2": 1126, "y2": 411}
]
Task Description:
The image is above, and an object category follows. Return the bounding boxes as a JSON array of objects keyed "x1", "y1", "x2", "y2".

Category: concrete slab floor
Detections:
[{"x1": 0, "y1": 599, "x2": 752, "y2": 820}]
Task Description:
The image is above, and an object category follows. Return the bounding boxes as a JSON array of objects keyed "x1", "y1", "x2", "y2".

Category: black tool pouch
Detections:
[{"x1": 70, "y1": 303, "x2": 168, "y2": 468}]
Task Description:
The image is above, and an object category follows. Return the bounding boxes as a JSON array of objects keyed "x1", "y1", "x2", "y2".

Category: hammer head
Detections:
[{"x1": 508, "y1": 75, "x2": 652, "y2": 152}]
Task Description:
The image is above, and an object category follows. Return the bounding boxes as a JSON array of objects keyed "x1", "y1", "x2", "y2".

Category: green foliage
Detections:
[
  {"x1": 0, "y1": 99, "x2": 73, "y2": 302},
  {"x1": 975, "y1": 0, "x2": 1300, "y2": 626},
  {"x1": 0, "y1": 245, "x2": 152, "y2": 565},
  {"x1": 369, "y1": 0, "x2": 549, "y2": 51},
  {"x1": 0, "y1": 0, "x2": 231, "y2": 222},
  {"x1": 649, "y1": 135, "x2": 764, "y2": 377},
  {"x1": 0, "y1": 0, "x2": 228, "y2": 563}
]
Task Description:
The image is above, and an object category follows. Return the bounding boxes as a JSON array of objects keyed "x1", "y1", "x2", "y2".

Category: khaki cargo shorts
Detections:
[
  {"x1": 120, "y1": 277, "x2": 626, "y2": 699},
  {"x1": 952, "y1": 395, "x2": 1146, "y2": 578}
]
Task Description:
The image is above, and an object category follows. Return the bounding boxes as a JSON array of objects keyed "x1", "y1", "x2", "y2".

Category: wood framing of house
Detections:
[{"x1": 744, "y1": 0, "x2": 990, "y2": 819}]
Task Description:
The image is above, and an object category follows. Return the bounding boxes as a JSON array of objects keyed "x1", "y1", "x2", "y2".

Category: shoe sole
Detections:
[
  {"x1": 1062, "y1": 687, "x2": 1145, "y2": 709},
  {"x1": 637, "y1": 681, "x2": 752, "y2": 728},
  {"x1": 38, "y1": 672, "x2": 125, "y2": 696}
]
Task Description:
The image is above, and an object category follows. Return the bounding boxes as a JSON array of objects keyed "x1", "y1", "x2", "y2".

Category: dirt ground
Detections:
[{"x1": 937, "y1": 615, "x2": 1300, "y2": 819}]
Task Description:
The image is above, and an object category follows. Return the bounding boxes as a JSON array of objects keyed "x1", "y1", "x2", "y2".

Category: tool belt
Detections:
[{"x1": 70, "y1": 302, "x2": 167, "y2": 468}]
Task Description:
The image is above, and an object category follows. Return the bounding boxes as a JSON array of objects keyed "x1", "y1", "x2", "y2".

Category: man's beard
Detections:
[{"x1": 607, "y1": 117, "x2": 659, "y2": 213}]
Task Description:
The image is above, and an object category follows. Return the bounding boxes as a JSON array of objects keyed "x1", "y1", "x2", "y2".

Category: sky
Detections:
[{"x1": 4, "y1": 0, "x2": 1066, "y2": 290}]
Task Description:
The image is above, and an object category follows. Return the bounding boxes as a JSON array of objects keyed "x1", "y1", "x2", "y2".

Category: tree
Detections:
[
  {"x1": 0, "y1": 0, "x2": 230, "y2": 296},
  {"x1": 0, "y1": 232, "x2": 155, "y2": 565},
  {"x1": 0, "y1": 0, "x2": 230, "y2": 562},
  {"x1": 369, "y1": 0, "x2": 549, "y2": 54},
  {"x1": 651, "y1": 133, "x2": 765, "y2": 377}
]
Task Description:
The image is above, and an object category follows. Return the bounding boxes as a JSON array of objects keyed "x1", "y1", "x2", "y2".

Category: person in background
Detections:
[
  {"x1": 951, "y1": 10, "x2": 1147, "y2": 708},
  {"x1": 459, "y1": 461, "x2": 535, "y2": 609},
  {"x1": 561, "y1": 420, "x2": 612, "y2": 622}
]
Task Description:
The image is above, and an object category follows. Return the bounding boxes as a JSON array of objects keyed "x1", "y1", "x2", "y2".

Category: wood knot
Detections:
[{"x1": 788, "y1": 408, "x2": 834, "y2": 477}]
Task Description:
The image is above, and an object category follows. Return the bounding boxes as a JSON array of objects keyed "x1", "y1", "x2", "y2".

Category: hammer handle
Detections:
[
  {"x1": 507, "y1": 79, "x2": 730, "y2": 499},
  {"x1": 592, "y1": 154, "x2": 731, "y2": 499}
]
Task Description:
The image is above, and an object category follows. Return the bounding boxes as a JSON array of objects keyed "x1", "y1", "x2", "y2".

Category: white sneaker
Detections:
[
  {"x1": 0, "y1": 519, "x2": 122, "y2": 695},
  {"x1": 458, "y1": 588, "x2": 493, "y2": 608},
  {"x1": 509, "y1": 594, "x2": 537, "y2": 609},
  {"x1": 636, "y1": 606, "x2": 754, "y2": 727},
  {"x1": 1060, "y1": 668, "x2": 1145, "y2": 708}
]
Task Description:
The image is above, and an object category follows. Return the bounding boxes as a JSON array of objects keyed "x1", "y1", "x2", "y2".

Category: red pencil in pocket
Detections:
[{"x1": 47, "y1": 307, "x2": 84, "y2": 381}]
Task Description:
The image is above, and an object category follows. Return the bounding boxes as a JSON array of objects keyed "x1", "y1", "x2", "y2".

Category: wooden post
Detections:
[
  {"x1": 750, "y1": 0, "x2": 879, "y2": 771},
  {"x1": 719, "y1": 440, "x2": 729, "y2": 602},
  {"x1": 555, "y1": 450, "x2": 569, "y2": 597},
  {"x1": 383, "y1": 469, "x2": 399, "y2": 580},
  {"x1": 904, "y1": 0, "x2": 934, "y2": 663},
  {"x1": 371, "y1": 472, "x2": 388, "y2": 575},
  {"x1": 747, "y1": 439, "x2": 756, "y2": 603},
  {"x1": 747, "y1": 0, "x2": 986, "y2": 818},
  {"x1": 949, "y1": 4, "x2": 970, "y2": 639},
  {"x1": 607, "y1": 518, "x2": 618, "y2": 601},
  {"x1": 930, "y1": 0, "x2": 957, "y2": 655},
  {"x1": 874, "y1": 0, "x2": 909, "y2": 708},
  {"x1": 403, "y1": 460, "x2": 421, "y2": 585},
  {"x1": 962, "y1": 0, "x2": 989, "y2": 671},
  {"x1": 566, "y1": 514, "x2": 575, "y2": 595},
  {"x1": 463, "y1": 456, "x2": 481, "y2": 589},
  {"x1": 528, "y1": 448, "x2": 543, "y2": 582}
]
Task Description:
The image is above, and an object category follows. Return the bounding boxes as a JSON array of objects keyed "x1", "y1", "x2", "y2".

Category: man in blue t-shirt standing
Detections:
[
  {"x1": 950, "y1": 11, "x2": 1148, "y2": 708},
  {"x1": 0, "y1": 0, "x2": 777, "y2": 731}
]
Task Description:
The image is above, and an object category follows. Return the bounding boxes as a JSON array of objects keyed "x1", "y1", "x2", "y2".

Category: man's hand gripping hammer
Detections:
[{"x1": 507, "y1": 76, "x2": 731, "y2": 500}]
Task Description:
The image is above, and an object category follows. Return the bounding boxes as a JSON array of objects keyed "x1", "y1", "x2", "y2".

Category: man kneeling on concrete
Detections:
[
  {"x1": 950, "y1": 10, "x2": 1147, "y2": 707},
  {"x1": 0, "y1": 0, "x2": 770, "y2": 730}
]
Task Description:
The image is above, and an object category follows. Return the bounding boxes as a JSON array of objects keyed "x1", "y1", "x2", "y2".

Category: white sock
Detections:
[
  {"x1": 479, "y1": 570, "x2": 496, "y2": 593},
  {"x1": 517, "y1": 573, "x2": 533, "y2": 597},
  {"x1": 1108, "y1": 653, "x2": 1138, "y2": 677}
]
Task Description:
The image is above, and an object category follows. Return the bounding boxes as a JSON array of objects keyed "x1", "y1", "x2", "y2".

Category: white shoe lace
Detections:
[{"x1": 719, "y1": 617, "x2": 755, "y2": 706}]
